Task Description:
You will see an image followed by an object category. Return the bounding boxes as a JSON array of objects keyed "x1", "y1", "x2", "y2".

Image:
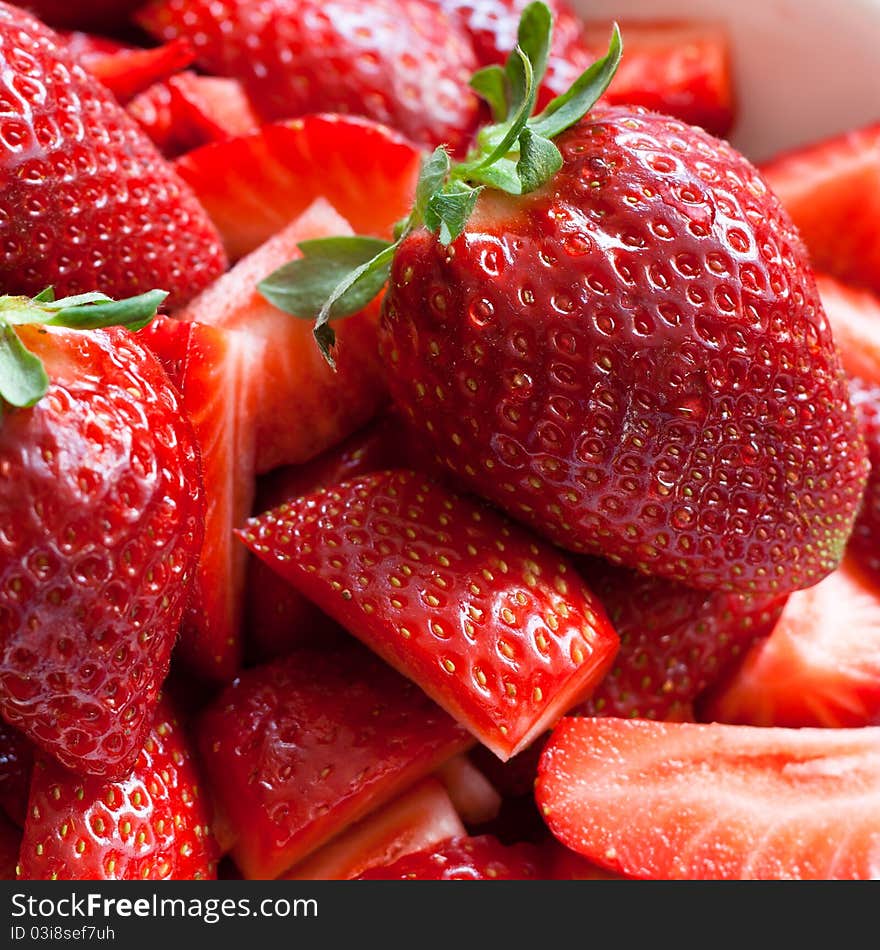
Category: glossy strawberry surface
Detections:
[
  {"x1": 379, "y1": 106, "x2": 867, "y2": 596},
  {"x1": 0, "y1": 328, "x2": 204, "y2": 778}
]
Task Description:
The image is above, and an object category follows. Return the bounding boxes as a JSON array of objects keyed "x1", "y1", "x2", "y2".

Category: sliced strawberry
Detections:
[
  {"x1": 847, "y1": 380, "x2": 880, "y2": 586},
  {"x1": 575, "y1": 558, "x2": 787, "y2": 721},
  {"x1": 19, "y1": 700, "x2": 218, "y2": 881},
  {"x1": 537, "y1": 717, "x2": 880, "y2": 879},
  {"x1": 357, "y1": 834, "x2": 547, "y2": 880},
  {"x1": 177, "y1": 197, "x2": 387, "y2": 474},
  {"x1": 700, "y1": 555, "x2": 880, "y2": 728},
  {"x1": 127, "y1": 79, "x2": 188, "y2": 157},
  {"x1": 436, "y1": 755, "x2": 502, "y2": 827},
  {"x1": 762, "y1": 125, "x2": 880, "y2": 296},
  {"x1": 141, "y1": 317, "x2": 265, "y2": 682},
  {"x1": 816, "y1": 273, "x2": 880, "y2": 383},
  {"x1": 196, "y1": 645, "x2": 472, "y2": 879},
  {"x1": 546, "y1": 841, "x2": 627, "y2": 880},
  {"x1": 283, "y1": 778, "x2": 465, "y2": 881},
  {"x1": 173, "y1": 114, "x2": 421, "y2": 260},
  {"x1": 0, "y1": 722, "x2": 32, "y2": 828},
  {"x1": 0, "y1": 812, "x2": 20, "y2": 880},
  {"x1": 240, "y1": 469, "x2": 620, "y2": 760},
  {"x1": 167, "y1": 73, "x2": 259, "y2": 143},
  {"x1": 584, "y1": 20, "x2": 735, "y2": 137}
]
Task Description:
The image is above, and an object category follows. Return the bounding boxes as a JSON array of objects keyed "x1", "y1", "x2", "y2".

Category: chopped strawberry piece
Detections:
[
  {"x1": 283, "y1": 778, "x2": 465, "y2": 881},
  {"x1": 537, "y1": 717, "x2": 880, "y2": 879},
  {"x1": 196, "y1": 645, "x2": 472, "y2": 879},
  {"x1": 357, "y1": 834, "x2": 547, "y2": 880},
  {"x1": 575, "y1": 558, "x2": 787, "y2": 721},
  {"x1": 173, "y1": 114, "x2": 421, "y2": 260},
  {"x1": 762, "y1": 125, "x2": 880, "y2": 296},
  {"x1": 167, "y1": 73, "x2": 259, "y2": 143},
  {"x1": 19, "y1": 701, "x2": 218, "y2": 880},
  {"x1": 240, "y1": 470, "x2": 620, "y2": 760},
  {"x1": 546, "y1": 841, "x2": 627, "y2": 880},
  {"x1": 0, "y1": 722, "x2": 32, "y2": 828},
  {"x1": 177, "y1": 198, "x2": 387, "y2": 474},
  {"x1": 701, "y1": 555, "x2": 880, "y2": 728},
  {"x1": 584, "y1": 21, "x2": 735, "y2": 136},
  {"x1": 436, "y1": 755, "x2": 502, "y2": 827}
]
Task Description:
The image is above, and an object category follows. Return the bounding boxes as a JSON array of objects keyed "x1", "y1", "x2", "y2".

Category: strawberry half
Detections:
[
  {"x1": 138, "y1": 0, "x2": 479, "y2": 151},
  {"x1": 762, "y1": 124, "x2": 880, "y2": 297},
  {"x1": 19, "y1": 700, "x2": 218, "y2": 880},
  {"x1": 701, "y1": 555, "x2": 880, "y2": 729},
  {"x1": 240, "y1": 469, "x2": 620, "y2": 760},
  {"x1": 537, "y1": 717, "x2": 880, "y2": 879},
  {"x1": 173, "y1": 114, "x2": 421, "y2": 260},
  {"x1": 196, "y1": 644, "x2": 472, "y2": 879},
  {"x1": 357, "y1": 834, "x2": 546, "y2": 880},
  {"x1": 576, "y1": 558, "x2": 787, "y2": 721},
  {"x1": 0, "y1": 3, "x2": 227, "y2": 308}
]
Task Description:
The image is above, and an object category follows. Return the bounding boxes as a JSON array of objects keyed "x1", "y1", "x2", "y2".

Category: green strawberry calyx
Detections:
[
  {"x1": 257, "y1": 1, "x2": 622, "y2": 366},
  {"x1": 0, "y1": 287, "x2": 168, "y2": 412}
]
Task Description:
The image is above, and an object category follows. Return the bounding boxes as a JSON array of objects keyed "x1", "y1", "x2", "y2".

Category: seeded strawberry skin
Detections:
[{"x1": 379, "y1": 107, "x2": 867, "y2": 596}]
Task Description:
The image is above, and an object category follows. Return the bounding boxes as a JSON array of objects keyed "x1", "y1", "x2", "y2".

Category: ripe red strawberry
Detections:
[
  {"x1": 0, "y1": 722, "x2": 32, "y2": 827},
  {"x1": 286, "y1": 8, "x2": 865, "y2": 597},
  {"x1": 0, "y1": 298, "x2": 204, "y2": 779},
  {"x1": 173, "y1": 114, "x2": 421, "y2": 260},
  {"x1": 357, "y1": 834, "x2": 546, "y2": 879},
  {"x1": 63, "y1": 32, "x2": 196, "y2": 104},
  {"x1": 847, "y1": 380, "x2": 880, "y2": 585},
  {"x1": 584, "y1": 21, "x2": 735, "y2": 137},
  {"x1": 196, "y1": 645, "x2": 472, "y2": 879},
  {"x1": 137, "y1": 0, "x2": 479, "y2": 152},
  {"x1": 761, "y1": 124, "x2": 880, "y2": 297},
  {"x1": 20, "y1": 0, "x2": 142, "y2": 30},
  {"x1": 537, "y1": 717, "x2": 880, "y2": 879},
  {"x1": 701, "y1": 555, "x2": 880, "y2": 729},
  {"x1": 575, "y1": 558, "x2": 787, "y2": 721},
  {"x1": 283, "y1": 778, "x2": 465, "y2": 881},
  {"x1": 141, "y1": 317, "x2": 265, "y2": 682},
  {"x1": 240, "y1": 469, "x2": 620, "y2": 760},
  {"x1": 178, "y1": 198, "x2": 387, "y2": 474},
  {"x1": 19, "y1": 700, "x2": 218, "y2": 880},
  {"x1": 0, "y1": 3, "x2": 227, "y2": 308}
]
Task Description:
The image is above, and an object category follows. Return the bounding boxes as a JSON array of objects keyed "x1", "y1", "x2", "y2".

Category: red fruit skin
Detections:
[
  {"x1": 0, "y1": 721, "x2": 33, "y2": 827},
  {"x1": 848, "y1": 379, "x2": 880, "y2": 585},
  {"x1": 761, "y1": 124, "x2": 880, "y2": 298},
  {"x1": 357, "y1": 834, "x2": 547, "y2": 880},
  {"x1": 379, "y1": 106, "x2": 867, "y2": 596},
  {"x1": 19, "y1": 701, "x2": 218, "y2": 880},
  {"x1": 240, "y1": 469, "x2": 620, "y2": 760},
  {"x1": 21, "y1": 1, "x2": 143, "y2": 30},
  {"x1": 0, "y1": 3, "x2": 226, "y2": 308},
  {"x1": 0, "y1": 327, "x2": 204, "y2": 779},
  {"x1": 537, "y1": 717, "x2": 880, "y2": 880},
  {"x1": 575, "y1": 558, "x2": 787, "y2": 721},
  {"x1": 196, "y1": 646, "x2": 472, "y2": 879},
  {"x1": 138, "y1": 0, "x2": 479, "y2": 152},
  {"x1": 700, "y1": 555, "x2": 880, "y2": 729},
  {"x1": 173, "y1": 114, "x2": 421, "y2": 261}
]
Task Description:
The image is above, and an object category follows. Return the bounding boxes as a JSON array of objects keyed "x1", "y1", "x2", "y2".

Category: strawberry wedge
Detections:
[
  {"x1": 174, "y1": 114, "x2": 421, "y2": 260},
  {"x1": 701, "y1": 555, "x2": 880, "y2": 728},
  {"x1": 196, "y1": 645, "x2": 472, "y2": 879},
  {"x1": 537, "y1": 717, "x2": 880, "y2": 880},
  {"x1": 762, "y1": 124, "x2": 880, "y2": 296},
  {"x1": 240, "y1": 470, "x2": 620, "y2": 760}
]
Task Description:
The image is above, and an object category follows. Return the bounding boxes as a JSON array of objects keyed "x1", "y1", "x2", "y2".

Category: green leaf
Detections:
[
  {"x1": 470, "y1": 64, "x2": 508, "y2": 121},
  {"x1": 416, "y1": 148, "x2": 451, "y2": 221},
  {"x1": 514, "y1": 1, "x2": 553, "y2": 93},
  {"x1": 467, "y1": 157, "x2": 522, "y2": 194},
  {"x1": 472, "y1": 46, "x2": 535, "y2": 172},
  {"x1": 33, "y1": 287, "x2": 55, "y2": 303},
  {"x1": 516, "y1": 127, "x2": 563, "y2": 193},
  {"x1": 529, "y1": 22, "x2": 623, "y2": 140},
  {"x1": 0, "y1": 322, "x2": 49, "y2": 408},
  {"x1": 426, "y1": 181, "x2": 483, "y2": 245},
  {"x1": 313, "y1": 242, "x2": 398, "y2": 367},
  {"x1": 44, "y1": 290, "x2": 168, "y2": 331},
  {"x1": 259, "y1": 236, "x2": 393, "y2": 319}
]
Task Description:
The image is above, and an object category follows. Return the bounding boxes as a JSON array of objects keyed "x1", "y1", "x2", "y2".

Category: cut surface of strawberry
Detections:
[
  {"x1": 173, "y1": 114, "x2": 421, "y2": 260},
  {"x1": 196, "y1": 645, "x2": 472, "y2": 879},
  {"x1": 762, "y1": 124, "x2": 880, "y2": 296},
  {"x1": 19, "y1": 701, "x2": 218, "y2": 881},
  {"x1": 701, "y1": 555, "x2": 880, "y2": 728},
  {"x1": 537, "y1": 716, "x2": 880, "y2": 880},
  {"x1": 240, "y1": 469, "x2": 620, "y2": 760}
]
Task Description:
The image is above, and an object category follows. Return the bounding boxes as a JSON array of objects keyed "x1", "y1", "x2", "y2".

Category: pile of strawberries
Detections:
[{"x1": 1, "y1": 0, "x2": 880, "y2": 881}]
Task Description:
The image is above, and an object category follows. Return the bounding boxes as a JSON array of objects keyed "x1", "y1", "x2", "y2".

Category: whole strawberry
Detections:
[
  {"x1": 274, "y1": 3, "x2": 867, "y2": 597},
  {"x1": 0, "y1": 291, "x2": 204, "y2": 779},
  {"x1": 0, "y1": 3, "x2": 226, "y2": 307}
]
